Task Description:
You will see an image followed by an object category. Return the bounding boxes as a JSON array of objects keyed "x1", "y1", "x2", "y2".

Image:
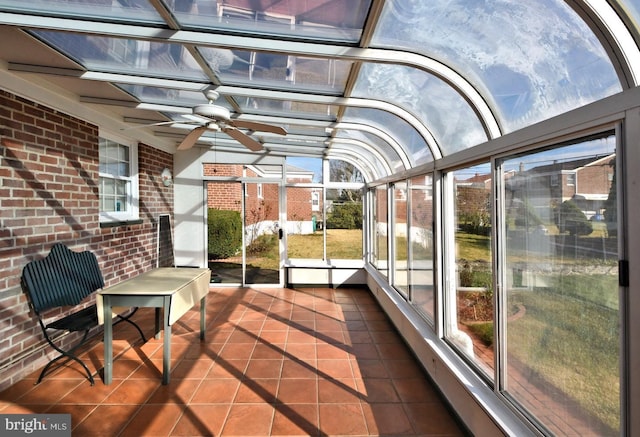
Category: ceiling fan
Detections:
[{"x1": 173, "y1": 89, "x2": 287, "y2": 151}]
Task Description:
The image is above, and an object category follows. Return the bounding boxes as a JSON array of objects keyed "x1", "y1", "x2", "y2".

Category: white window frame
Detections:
[
  {"x1": 99, "y1": 134, "x2": 139, "y2": 223},
  {"x1": 566, "y1": 172, "x2": 576, "y2": 186},
  {"x1": 311, "y1": 190, "x2": 320, "y2": 211}
]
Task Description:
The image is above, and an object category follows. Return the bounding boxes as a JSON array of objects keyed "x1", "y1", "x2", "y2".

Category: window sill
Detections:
[{"x1": 100, "y1": 219, "x2": 143, "y2": 229}]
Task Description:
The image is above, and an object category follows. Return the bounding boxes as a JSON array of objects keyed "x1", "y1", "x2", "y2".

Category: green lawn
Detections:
[
  {"x1": 287, "y1": 229, "x2": 363, "y2": 259},
  {"x1": 242, "y1": 229, "x2": 363, "y2": 268},
  {"x1": 508, "y1": 283, "x2": 619, "y2": 432},
  {"x1": 453, "y1": 230, "x2": 620, "y2": 432}
]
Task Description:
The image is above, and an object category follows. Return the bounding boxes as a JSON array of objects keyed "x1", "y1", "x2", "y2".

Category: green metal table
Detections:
[{"x1": 97, "y1": 267, "x2": 211, "y2": 385}]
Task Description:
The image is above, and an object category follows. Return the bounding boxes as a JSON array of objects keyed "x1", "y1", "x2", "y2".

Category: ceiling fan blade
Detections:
[
  {"x1": 223, "y1": 127, "x2": 264, "y2": 151},
  {"x1": 230, "y1": 119, "x2": 287, "y2": 135},
  {"x1": 177, "y1": 126, "x2": 208, "y2": 150}
]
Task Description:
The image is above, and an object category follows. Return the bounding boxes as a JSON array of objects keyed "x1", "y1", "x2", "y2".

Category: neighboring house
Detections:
[
  {"x1": 204, "y1": 163, "x2": 320, "y2": 235},
  {"x1": 506, "y1": 154, "x2": 615, "y2": 221},
  {"x1": 453, "y1": 154, "x2": 614, "y2": 226}
]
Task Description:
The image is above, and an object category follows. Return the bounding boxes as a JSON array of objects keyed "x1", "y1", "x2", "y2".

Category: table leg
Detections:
[
  {"x1": 200, "y1": 296, "x2": 206, "y2": 341},
  {"x1": 103, "y1": 297, "x2": 113, "y2": 385},
  {"x1": 162, "y1": 296, "x2": 171, "y2": 385}
]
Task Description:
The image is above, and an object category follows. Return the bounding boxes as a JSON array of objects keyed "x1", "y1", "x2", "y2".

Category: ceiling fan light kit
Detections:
[
  {"x1": 173, "y1": 89, "x2": 287, "y2": 152},
  {"x1": 192, "y1": 103, "x2": 231, "y2": 121}
]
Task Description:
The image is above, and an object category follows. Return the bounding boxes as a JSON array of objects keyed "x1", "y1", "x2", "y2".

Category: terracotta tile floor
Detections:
[{"x1": 0, "y1": 287, "x2": 467, "y2": 436}]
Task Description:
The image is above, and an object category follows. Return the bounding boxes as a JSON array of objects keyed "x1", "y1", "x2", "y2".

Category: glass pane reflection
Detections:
[
  {"x1": 31, "y1": 31, "x2": 208, "y2": 81},
  {"x1": 410, "y1": 174, "x2": 435, "y2": 323},
  {"x1": 237, "y1": 96, "x2": 338, "y2": 119},
  {"x1": 217, "y1": 50, "x2": 351, "y2": 94},
  {"x1": 0, "y1": 0, "x2": 162, "y2": 24},
  {"x1": 169, "y1": 0, "x2": 372, "y2": 42},
  {"x1": 393, "y1": 181, "x2": 409, "y2": 298},
  {"x1": 447, "y1": 163, "x2": 494, "y2": 377},
  {"x1": 501, "y1": 136, "x2": 619, "y2": 435}
]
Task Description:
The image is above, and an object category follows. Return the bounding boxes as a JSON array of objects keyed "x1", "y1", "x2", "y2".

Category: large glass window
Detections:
[
  {"x1": 446, "y1": 163, "x2": 494, "y2": 377},
  {"x1": 286, "y1": 158, "x2": 363, "y2": 262},
  {"x1": 326, "y1": 188, "x2": 362, "y2": 261},
  {"x1": 286, "y1": 185, "x2": 323, "y2": 260},
  {"x1": 393, "y1": 181, "x2": 409, "y2": 297},
  {"x1": 372, "y1": 185, "x2": 389, "y2": 278},
  {"x1": 409, "y1": 174, "x2": 435, "y2": 322},
  {"x1": 500, "y1": 135, "x2": 619, "y2": 435},
  {"x1": 99, "y1": 137, "x2": 138, "y2": 222},
  {"x1": 286, "y1": 158, "x2": 322, "y2": 261}
]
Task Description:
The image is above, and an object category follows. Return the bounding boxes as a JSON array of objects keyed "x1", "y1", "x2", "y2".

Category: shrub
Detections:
[
  {"x1": 247, "y1": 234, "x2": 278, "y2": 255},
  {"x1": 555, "y1": 200, "x2": 593, "y2": 236},
  {"x1": 326, "y1": 202, "x2": 363, "y2": 229},
  {"x1": 514, "y1": 199, "x2": 545, "y2": 228},
  {"x1": 459, "y1": 211, "x2": 491, "y2": 236},
  {"x1": 467, "y1": 322, "x2": 494, "y2": 346},
  {"x1": 208, "y1": 209, "x2": 242, "y2": 259}
]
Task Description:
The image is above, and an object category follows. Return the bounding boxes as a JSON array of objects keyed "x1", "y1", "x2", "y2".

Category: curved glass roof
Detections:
[
  {"x1": 372, "y1": 0, "x2": 623, "y2": 133},
  {"x1": 342, "y1": 107, "x2": 433, "y2": 166},
  {"x1": 351, "y1": 63, "x2": 487, "y2": 154},
  {"x1": 0, "y1": 0, "x2": 638, "y2": 180}
]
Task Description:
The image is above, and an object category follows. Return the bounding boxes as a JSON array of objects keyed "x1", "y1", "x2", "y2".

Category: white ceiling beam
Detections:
[{"x1": 0, "y1": 11, "x2": 501, "y2": 142}]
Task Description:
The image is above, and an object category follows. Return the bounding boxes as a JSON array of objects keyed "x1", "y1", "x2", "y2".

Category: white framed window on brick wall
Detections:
[{"x1": 99, "y1": 136, "x2": 139, "y2": 223}]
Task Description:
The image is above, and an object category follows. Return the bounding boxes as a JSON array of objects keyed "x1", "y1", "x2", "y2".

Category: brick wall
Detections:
[
  {"x1": 287, "y1": 186, "x2": 314, "y2": 220},
  {"x1": 0, "y1": 90, "x2": 173, "y2": 391},
  {"x1": 577, "y1": 156, "x2": 614, "y2": 195},
  {"x1": 206, "y1": 181, "x2": 242, "y2": 211}
]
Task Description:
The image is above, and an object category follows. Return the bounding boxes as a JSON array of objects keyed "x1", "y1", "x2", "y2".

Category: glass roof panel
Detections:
[
  {"x1": 118, "y1": 85, "x2": 215, "y2": 109},
  {"x1": 372, "y1": 0, "x2": 622, "y2": 134},
  {"x1": 342, "y1": 107, "x2": 433, "y2": 166},
  {"x1": 236, "y1": 96, "x2": 338, "y2": 120},
  {"x1": 279, "y1": 124, "x2": 330, "y2": 137},
  {"x1": 167, "y1": 0, "x2": 372, "y2": 43},
  {"x1": 329, "y1": 141, "x2": 388, "y2": 178},
  {"x1": 352, "y1": 63, "x2": 487, "y2": 155},
  {"x1": 0, "y1": 0, "x2": 163, "y2": 24},
  {"x1": 334, "y1": 128, "x2": 405, "y2": 173},
  {"x1": 31, "y1": 31, "x2": 209, "y2": 81},
  {"x1": 210, "y1": 48, "x2": 352, "y2": 94}
]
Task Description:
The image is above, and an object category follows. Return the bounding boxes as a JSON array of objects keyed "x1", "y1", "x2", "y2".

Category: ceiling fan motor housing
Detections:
[{"x1": 192, "y1": 104, "x2": 231, "y2": 121}]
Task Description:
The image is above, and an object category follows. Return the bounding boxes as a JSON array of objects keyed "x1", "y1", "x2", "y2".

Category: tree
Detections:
[{"x1": 329, "y1": 159, "x2": 363, "y2": 182}]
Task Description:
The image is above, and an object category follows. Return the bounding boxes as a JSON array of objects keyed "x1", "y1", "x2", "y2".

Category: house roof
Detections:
[{"x1": 527, "y1": 154, "x2": 615, "y2": 175}]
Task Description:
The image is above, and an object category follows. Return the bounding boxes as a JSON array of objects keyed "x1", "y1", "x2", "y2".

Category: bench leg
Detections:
[
  {"x1": 38, "y1": 330, "x2": 94, "y2": 385},
  {"x1": 113, "y1": 307, "x2": 147, "y2": 343}
]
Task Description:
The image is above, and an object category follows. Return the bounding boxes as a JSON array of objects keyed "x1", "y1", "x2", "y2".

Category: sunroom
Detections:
[{"x1": 0, "y1": 1, "x2": 639, "y2": 435}]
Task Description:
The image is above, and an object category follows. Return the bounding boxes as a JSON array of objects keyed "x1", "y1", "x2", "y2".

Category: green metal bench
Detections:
[{"x1": 21, "y1": 243, "x2": 146, "y2": 385}]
